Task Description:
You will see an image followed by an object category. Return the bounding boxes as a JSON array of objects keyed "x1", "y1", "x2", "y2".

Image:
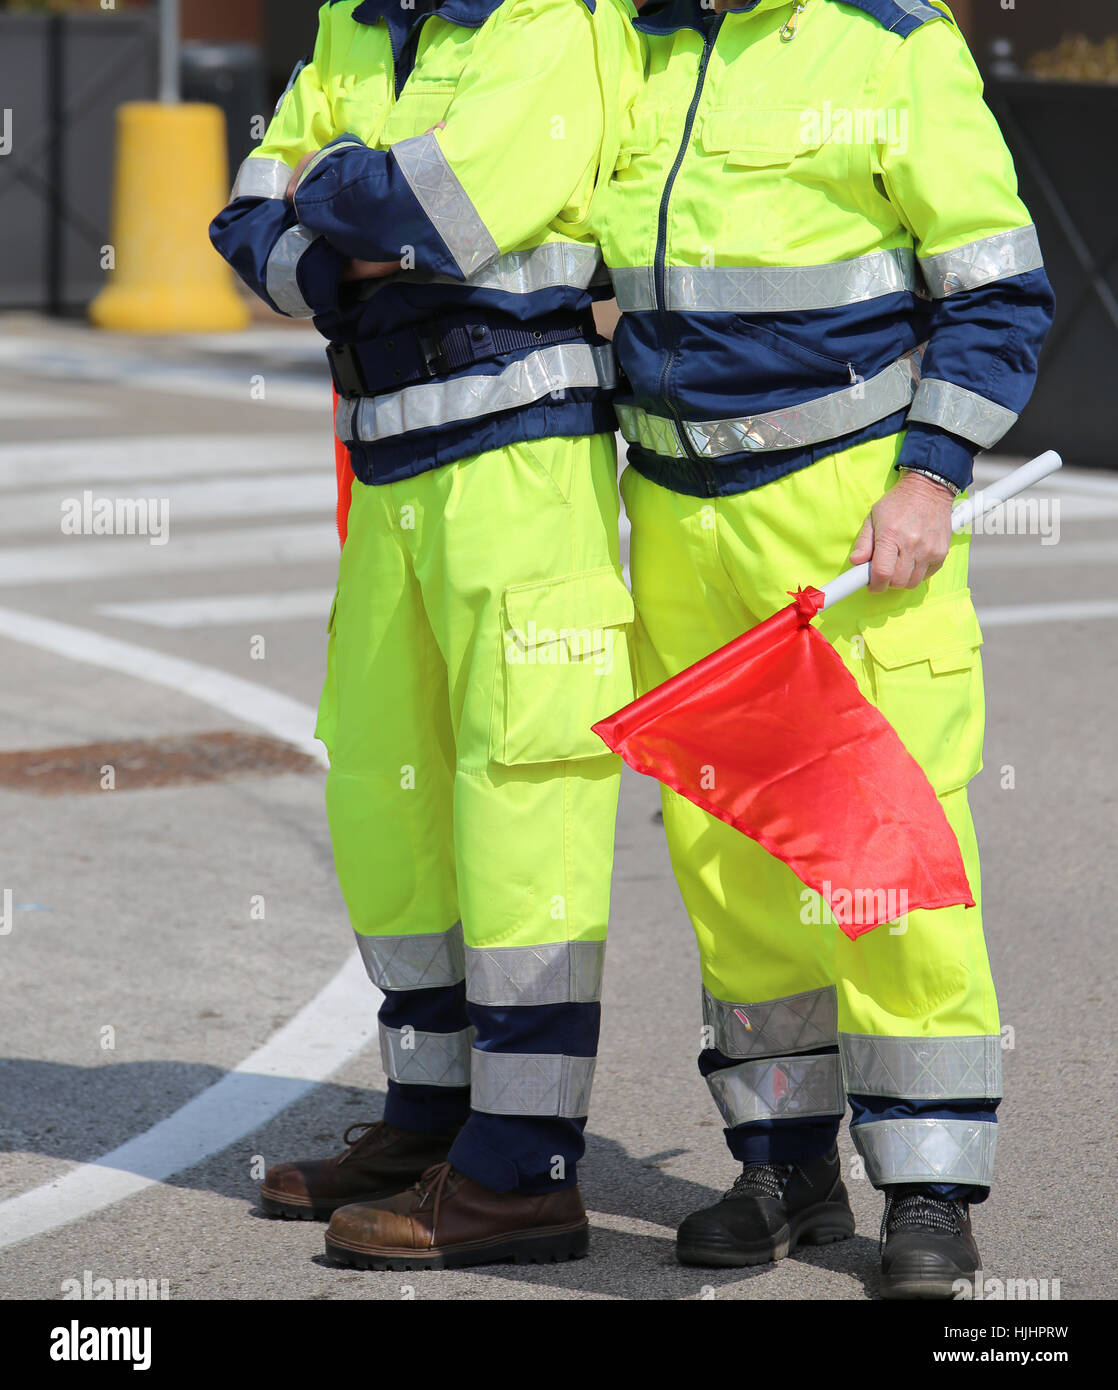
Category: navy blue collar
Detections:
[
  {"x1": 635, "y1": 0, "x2": 942, "y2": 37},
  {"x1": 634, "y1": 0, "x2": 745, "y2": 36},
  {"x1": 351, "y1": 0, "x2": 503, "y2": 49}
]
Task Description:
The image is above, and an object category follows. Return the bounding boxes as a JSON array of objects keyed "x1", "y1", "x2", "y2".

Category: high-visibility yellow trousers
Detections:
[
  {"x1": 621, "y1": 431, "x2": 1001, "y2": 1195},
  {"x1": 316, "y1": 433, "x2": 634, "y2": 1193}
]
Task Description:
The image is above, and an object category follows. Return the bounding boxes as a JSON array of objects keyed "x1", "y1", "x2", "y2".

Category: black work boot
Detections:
[
  {"x1": 879, "y1": 1186, "x2": 981, "y2": 1299},
  {"x1": 676, "y1": 1147, "x2": 855, "y2": 1267},
  {"x1": 259, "y1": 1120, "x2": 460, "y2": 1220}
]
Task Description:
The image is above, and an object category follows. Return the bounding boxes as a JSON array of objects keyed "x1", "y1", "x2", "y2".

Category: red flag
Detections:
[
  {"x1": 593, "y1": 587, "x2": 973, "y2": 939},
  {"x1": 332, "y1": 386, "x2": 354, "y2": 548}
]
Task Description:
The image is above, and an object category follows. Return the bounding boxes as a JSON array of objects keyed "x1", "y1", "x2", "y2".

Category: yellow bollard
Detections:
[{"x1": 90, "y1": 101, "x2": 249, "y2": 334}]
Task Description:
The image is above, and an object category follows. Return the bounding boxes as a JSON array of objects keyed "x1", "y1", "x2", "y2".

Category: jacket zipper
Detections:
[
  {"x1": 653, "y1": 13, "x2": 723, "y2": 495},
  {"x1": 392, "y1": 12, "x2": 435, "y2": 97}
]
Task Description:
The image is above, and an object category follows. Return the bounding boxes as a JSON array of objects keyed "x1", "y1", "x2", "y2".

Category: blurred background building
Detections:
[{"x1": 1, "y1": 0, "x2": 1115, "y2": 463}]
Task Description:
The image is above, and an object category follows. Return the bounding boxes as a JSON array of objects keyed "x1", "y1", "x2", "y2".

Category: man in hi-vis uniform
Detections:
[
  {"x1": 211, "y1": 0, "x2": 641, "y2": 1270},
  {"x1": 598, "y1": 0, "x2": 1053, "y2": 1295}
]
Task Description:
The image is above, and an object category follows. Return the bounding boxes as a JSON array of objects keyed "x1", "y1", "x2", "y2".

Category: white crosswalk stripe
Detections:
[
  {"x1": 0, "y1": 523, "x2": 337, "y2": 586},
  {"x1": 979, "y1": 598, "x2": 1118, "y2": 627},
  {"x1": 969, "y1": 538, "x2": 1118, "y2": 569},
  {"x1": 0, "y1": 391, "x2": 108, "y2": 420},
  {"x1": 2, "y1": 473, "x2": 335, "y2": 535},
  {"x1": 0, "y1": 339, "x2": 330, "y2": 410},
  {"x1": 98, "y1": 589, "x2": 335, "y2": 628},
  {"x1": 0, "y1": 434, "x2": 330, "y2": 488}
]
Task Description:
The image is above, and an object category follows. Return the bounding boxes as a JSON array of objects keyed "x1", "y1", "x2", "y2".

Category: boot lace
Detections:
[
  {"x1": 881, "y1": 1189, "x2": 965, "y2": 1246},
  {"x1": 410, "y1": 1161, "x2": 457, "y2": 1231},
  {"x1": 726, "y1": 1162, "x2": 792, "y2": 1201},
  {"x1": 336, "y1": 1120, "x2": 389, "y2": 1164}
]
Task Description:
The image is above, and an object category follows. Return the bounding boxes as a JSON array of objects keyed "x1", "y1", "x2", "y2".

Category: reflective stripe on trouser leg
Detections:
[
  {"x1": 700, "y1": 985, "x2": 844, "y2": 1154},
  {"x1": 707, "y1": 1054, "x2": 845, "y2": 1127},
  {"x1": 379, "y1": 1022, "x2": 474, "y2": 1088},
  {"x1": 841, "y1": 1033, "x2": 1002, "y2": 1189},
  {"x1": 470, "y1": 1049, "x2": 596, "y2": 1118},
  {"x1": 839, "y1": 1034, "x2": 1003, "y2": 1100},
  {"x1": 356, "y1": 921, "x2": 466, "y2": 991},
  {"x1": 702, "y1": 984, "x2": 838, "y2": 1059},
  {"x1": 852, "y1": 1118, "x2": 997, "y2": 1186}
]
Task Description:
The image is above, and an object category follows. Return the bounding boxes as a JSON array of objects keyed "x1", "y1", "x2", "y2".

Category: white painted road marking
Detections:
[
  {"x1": 98, "y1": 589, "x2": 336, "y2": 628},
  {"x1": 1, "y1": 473, "x2": 335, "y2": 534},
  {"x1": 974, "y1": 457, "x2": 1118, "y2": 497},
  {"x1": 979, "y1": 598, "x2": 1118, "y2": 628},
  {"x1": 0, "y1": 434, "x2": 330, "y2": 488},
  {"x1": 0, "y1": 340, "x2": 330, "y2": 411},
  {"x1": 0, "y1": 610, "x2": 386, "y2": 1252},
  {"x1": 0, "y1": 607, "x2": 327, "y2": 761},
  {"x1": 0, "y1": 523, "x2": 337, "y2": 586},
  {"x1": 969, "y1": 539, "x2": 1118, "y2": 569},
  {"x1": 0, "y1": 392, "x2": 108, "y2": 420},
  {"x1": 0, "y1": 954, "x2": 376, "y2": 1251}
]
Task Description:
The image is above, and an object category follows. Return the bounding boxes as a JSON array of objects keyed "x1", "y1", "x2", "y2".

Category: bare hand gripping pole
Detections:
[{"x1": 820, "y1": 451, "x2": 1064, "y2": 609}]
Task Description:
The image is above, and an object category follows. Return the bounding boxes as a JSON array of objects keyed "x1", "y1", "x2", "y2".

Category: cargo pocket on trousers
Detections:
[
  {"x1": 492, "y1": 567, "x2": 635, "y2": 766},
  {"x1": 313, "y1": 589, "x2": 339, "y2": 761},
  {"x1": 860, "y1": 589, "x2": 985, "y2": 796}
]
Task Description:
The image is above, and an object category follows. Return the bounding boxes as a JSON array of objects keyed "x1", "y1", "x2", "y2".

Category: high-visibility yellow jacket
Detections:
[
  {"x1": 210, "y1": 0, "x2": 643, "y2": 485},
  {"x1": 594, "y1": 0, "x2": 1056, "y2": 497}
]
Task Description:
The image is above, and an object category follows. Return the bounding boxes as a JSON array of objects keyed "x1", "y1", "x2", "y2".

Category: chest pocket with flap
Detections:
[
  {"x1": 701, "y1": 105, "x2": 849, "y2": 182},
  {"x1": 377, "y1": 83, "x2": 457, "y2": 147}
]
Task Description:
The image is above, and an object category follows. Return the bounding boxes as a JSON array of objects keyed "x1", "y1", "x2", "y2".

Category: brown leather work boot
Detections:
[
  {"x1": 324, "y1": 1161, "x2": 590, "y2": 1269},
  {"x1": 259, "y1": 1121, "x2": 459, "y2": 1220}
]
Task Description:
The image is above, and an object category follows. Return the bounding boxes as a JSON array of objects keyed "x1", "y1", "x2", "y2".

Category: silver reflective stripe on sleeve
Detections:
[
  {"x1": 611, "y1": 248, "x2": 918, "y2": 314},
  {"x1": 919, "y1": 225, "x2": 1044, "y2": 299},
  {"x1": 616, "y1": 345, "x2": 924, "y2": 458},
  {"x1": 265, "y1": 224, "x2": 320, "y2": 318},
  {"x1": 466, "y1": 940, "x2": 605, "y2": 1008},
  {"x1": 852, "y1": 1118, "x2": 998, "y2": 1186},
  {"x1": 379, "y1": 1024, "x2": 474, "y2": 1087},
  {"x1": 470, "y1": 1050, "x2": 596, "y2": 1118},
  {"x1": 707, "y1": 1054, "x2": 845, "y2": 1126},
  {"x1": 460, "y1": 243, "x2": 601, "y2": 294},
  {"x1": 231, "y1": 156, "x2": 292, "y2": 201},
  {"x1": 840, "y1": 1035, "x2": 1003, "y2": 1100},
  {"x1": 356, "y1": 243, "x2": 603, "y2": 302},
  {"x1": 907, "y1": 378, "x2": 1018, "y2": 448},
  {"x1": 356, "y1": 921, "x2": 465, "y2": 991},
  {"x1": 335, "y1": 343, "x2": 617, "y2": 444},
  {"x1": 392, "y1": 131, "x2": 499, "y2": 279},
  {"x1": 702, "y1": 985, "x2": 837, "y2": 1060}
]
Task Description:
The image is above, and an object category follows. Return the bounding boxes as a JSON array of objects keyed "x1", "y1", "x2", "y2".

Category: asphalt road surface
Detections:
[{"x1": 0, "y1": 313, "x2": 1114, "y2": 1302}]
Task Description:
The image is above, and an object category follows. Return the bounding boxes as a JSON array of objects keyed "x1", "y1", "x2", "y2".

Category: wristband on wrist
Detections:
[{"x1": 898, "y1": 465, "x2": 963, "y2": 498}]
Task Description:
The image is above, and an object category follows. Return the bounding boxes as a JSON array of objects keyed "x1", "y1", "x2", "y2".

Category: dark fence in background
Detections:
[
  {"x1": 181, "y1": 40, "x2": 265, "y2": 185},
  {"x1": 0, "y1": 12, "x2": 159, "y2": 314},
  {"x1": 989, "y1": 79, "x2": 1118, "y2": 470}
]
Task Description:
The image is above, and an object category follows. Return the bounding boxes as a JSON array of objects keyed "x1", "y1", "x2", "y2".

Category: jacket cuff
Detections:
[
  {"x1": 296, "y1": 235, "x2": 347, "y2": 317},
  {"x1": 896, "y1": 423, "x2": 977, "y2": 493},
  {"x1": 292, "y1": 133, "x2": 367, "y2": 202}
]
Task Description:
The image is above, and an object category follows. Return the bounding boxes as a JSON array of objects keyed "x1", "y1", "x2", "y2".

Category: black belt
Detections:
[{"x1": 327, "y1": 311, "x2": 594, "y2": 400}]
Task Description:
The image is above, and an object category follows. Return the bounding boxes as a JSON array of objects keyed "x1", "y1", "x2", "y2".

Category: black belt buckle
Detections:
[
  {"x1": 327, "y1": 342, "x2": 367, "y2": 400},
  {"x1": 415, "y1": 327, "x2": 450, "y2": 378}
]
